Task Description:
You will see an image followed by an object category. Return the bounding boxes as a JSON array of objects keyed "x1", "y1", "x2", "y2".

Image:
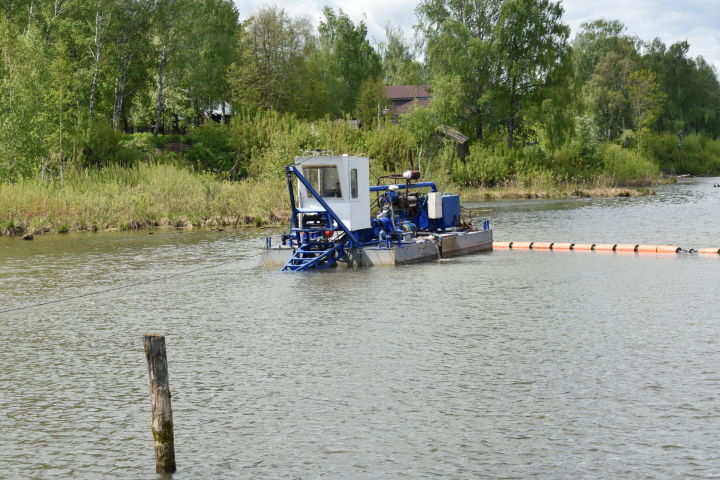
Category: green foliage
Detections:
[
  {"x1": 0, "y1": 162, "x2": 290, "y2": 234},
  {"x1": 572, "y1": 19, "x2": 636, "y2": 84},
  {"x1": 363, "y1": 122, "x2": 416, "y2": 172},
  {"x1": 416, "y1": 0, "x2": 501, "y2": 140},
  {"x1": 0, "y1": 0, "x2": 717, "y2": 198},
  {"x1": 229, "y1": 7, "x2": 322, "y2": 118},
  {"x1": 492, "y1": 0, "x2": 570, "y2": 147},
  {"x1": 82, "y1": 121, "x2": 141, "y2": 168},
  {"x1": 573, "y1": 115, "x2": 600, "y2": 162},
  {"x1": 378, "y1": 24, "x2": 424, "y2": 85},
  {"x1": 318, "y1": 7, "x2": 381, "y2": 116},
  {"x1": 643, "y1": 40, "x2": 720, "y2": 137},
  {"x1": 626, "y1": 69, "x2": 665, "y2": 137},
  {"x1": 599, "y1": 143, "x2": 659, "y2": 184},
  {"x1": 643, "y1": 132, "x2": 720, "y2": 174},
  {"x1": 456, "y1": 145, "x2": 513, "y2": 186},
  {"x1": 185, "y1": 122, "x2": 237, "y2": 174},
  {"x1": 356, "y1": 78, "x2": 389, "y2": 128}
]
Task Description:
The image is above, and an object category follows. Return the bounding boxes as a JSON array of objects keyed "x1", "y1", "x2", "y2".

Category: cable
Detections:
[{"x1": 0, "y1": 255, "x2": 249, "y2": 315}]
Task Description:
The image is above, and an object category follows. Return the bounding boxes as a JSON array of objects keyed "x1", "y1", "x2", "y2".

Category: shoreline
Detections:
[
  {"x1": 458, "y1": 185, "x2": 656, "y2": 201},
  {"x1": 1, "y1": 183, "x2": 664, "y2": 239}
]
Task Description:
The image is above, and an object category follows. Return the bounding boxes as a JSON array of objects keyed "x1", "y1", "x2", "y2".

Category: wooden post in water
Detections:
[{"x1": 143, "y1": 334, "x2": 177, "y2": 473}]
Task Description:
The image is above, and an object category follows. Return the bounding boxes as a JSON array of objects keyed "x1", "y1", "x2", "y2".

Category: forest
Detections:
[{"x1": 2, "y1": 0, "x2": 720, "y2": 234}]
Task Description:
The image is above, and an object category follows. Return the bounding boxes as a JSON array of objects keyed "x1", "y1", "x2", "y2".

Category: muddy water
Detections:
[{"x1": 1, "y1": 177, "x2": 719, "y2": 479}]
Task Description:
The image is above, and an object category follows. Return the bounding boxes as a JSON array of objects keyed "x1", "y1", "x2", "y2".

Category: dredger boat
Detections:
[{"x1": 260, "y1": 154, "x2": 493, "y2": 271}]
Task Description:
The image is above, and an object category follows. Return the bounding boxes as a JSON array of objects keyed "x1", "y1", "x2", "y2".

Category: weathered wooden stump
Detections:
[{"x1": 143, "y1": 334, "x2": 176, "y2": 473}]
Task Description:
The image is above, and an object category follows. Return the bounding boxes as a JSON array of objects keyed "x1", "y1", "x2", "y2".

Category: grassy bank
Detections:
[
  {"x1": 0, "y1": 163, "x2": 288, "y2": 236},
  {"x1": 3, "y1": 114, "x2": 713, "y2": 238},
  {"x1": 458, "y1": 183, "x2": 658, "y2": 201},
  {"x1": 0, "y1": 161, "x2": 665, "y2": 237}
]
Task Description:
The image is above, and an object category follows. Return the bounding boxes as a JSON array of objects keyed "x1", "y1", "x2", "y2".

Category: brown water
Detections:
[{"x1": 1, "y1": 177, "x2": 719, "y2": 479}]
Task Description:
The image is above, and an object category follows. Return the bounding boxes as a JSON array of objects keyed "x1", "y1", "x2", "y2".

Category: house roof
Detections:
[
  {"x1": 387, "y1": 98, "x2": 431, "y2": 117},
  {"x1": 385, "y1": 85, "x2": 431, "y2": 100}
]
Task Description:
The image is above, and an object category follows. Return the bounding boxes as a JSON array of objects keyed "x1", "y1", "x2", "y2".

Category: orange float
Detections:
[
  {"x1": 511, "y1": 241, "x2": 533, "y2": 249},
  {"x1": 593, "y1": 243, "x2": 617, "y2": 251},
  {"x1": 531, "y1": 242, "x2": 553, "y2": 250},
  {"x1": 551, "y1": 242, "x2": 574, "y2": 251},
  {"x1": 615, "y1": 244, "x2": 638, "y2": 252},
  {"x1": 698, "y1": 248, "x2": 720, "y2": 255},
  {"x1": 492, "y1": 241, "x2": 513, "y2": 249},
  {"x1": 572, "y1": 243, "x2": 595, "y2": 251},
  {"x1": 636, "y1": 244, "x2": 658, "y2": 253},
  {"x1": 656, "y1": 245, "x2": 681, "y2": 254}
]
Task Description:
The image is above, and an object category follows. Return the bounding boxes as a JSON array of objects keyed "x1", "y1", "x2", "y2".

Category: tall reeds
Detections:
[{"x1": 0, "y1": 163, "x2": 288, "y2": 235}]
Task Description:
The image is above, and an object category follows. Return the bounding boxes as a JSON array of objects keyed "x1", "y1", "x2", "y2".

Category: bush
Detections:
[
  {"x1": 455, "y1": 142, "x2": 512, "y2": 186},
  {"x1": 644, "y1": 132, "x2": 720, "y2": 174},
  {"x1": 363, "y1": 122, "x2": 416, "y2": 172},
  {"x1": 82, "y1": 121, "x2": 141, "y2": 168},
  {"x1": 185, "y1": 122, "x2": 238, "y2": 175},
  {"x1": 599, "y1": 143, "x2": 659, "y2": 185}
]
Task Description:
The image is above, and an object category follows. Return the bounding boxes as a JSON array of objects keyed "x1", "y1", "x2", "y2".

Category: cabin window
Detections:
[
  {"x1": 303, "y1": 165, "x2": 342, "y2": 198},
  {"x1": 351, "y1": 168, "x2": 358, "y2": 198}
]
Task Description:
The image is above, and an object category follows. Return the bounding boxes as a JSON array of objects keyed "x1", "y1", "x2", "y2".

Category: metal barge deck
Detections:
[{"x1": 260, "y1": 230, "x2": 493, "y2": 267}]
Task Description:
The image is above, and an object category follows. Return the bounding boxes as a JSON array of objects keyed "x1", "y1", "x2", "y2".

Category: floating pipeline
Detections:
[{"x1": 492, "y1": 242, "x2": 718, "y2": 255}]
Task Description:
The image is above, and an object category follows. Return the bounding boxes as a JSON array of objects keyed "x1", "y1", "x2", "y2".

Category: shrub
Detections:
[
  {"x1": 455, "y1": 143, "x2": 512, "y2": 186},
  {"x1": 82, "y1": 121, "x2": 141, "y2": 168},
  {"x1": 644, "y1": 132, "x2": 720, "y2": 174},
  {"x1": 185, "y1": 122, "x2": 238, "y2": 175},
  {"x1": 599, "y1": 143, "x2": 659, "y2": 185},
  {"x1": 363, "y1": 122, "x2": 416, "y2": 172}
]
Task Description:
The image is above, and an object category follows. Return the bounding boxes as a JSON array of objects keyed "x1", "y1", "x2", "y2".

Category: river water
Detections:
[{"x1": 1, "y1": 177, "x2": 719, "y2": 479}]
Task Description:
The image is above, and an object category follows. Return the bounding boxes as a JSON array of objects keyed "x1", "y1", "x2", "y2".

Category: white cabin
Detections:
[{"x1": 296, "y1": 155, "x2": 371, "y2": 231}]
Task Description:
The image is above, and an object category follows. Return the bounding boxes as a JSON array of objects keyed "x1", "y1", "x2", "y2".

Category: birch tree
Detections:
[
  {"x1": 492, "y1": 0, "x2": 569, "y2": 147},
  {"x1": 415, "y1": 0, "x2": 501, "y2": 140},
  {"x1": 318, "y1": 7, "x2": 381, "y2": 117}
]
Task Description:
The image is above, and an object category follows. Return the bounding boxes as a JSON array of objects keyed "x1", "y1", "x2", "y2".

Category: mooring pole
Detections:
[{"x1": 143, "y1": 334, "x2": 177, "y2": 473}]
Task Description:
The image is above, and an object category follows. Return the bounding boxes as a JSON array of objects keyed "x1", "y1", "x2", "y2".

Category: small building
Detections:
[
  {"x1": 384, "y1": 85, "x2": 469, "y2": 162},
  {"x1": 384, "y1": 85, "x2": 431, "y2": 121},
  {"x1": 437, "y1": 125, "x2": 469, "y2": 162},
  {"x1": 204, "y1": 101, "x2": 233, "y2": 122}
]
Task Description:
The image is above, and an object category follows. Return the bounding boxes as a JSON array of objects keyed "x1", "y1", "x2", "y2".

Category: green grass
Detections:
[
  {"x1": 0, "y1": 162, "x2": 289, "y2": 235},
  {"x1": 598, "y1": 143, "x2": 661, "y2": 186},
  {"x1": 3, "y1": 113, "x2": 696, "y2": 237}
]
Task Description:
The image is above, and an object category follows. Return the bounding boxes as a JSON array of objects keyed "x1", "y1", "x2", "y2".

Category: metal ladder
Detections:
[{"x1": 281, "y1": 242, "x2": 346, "y2": 272}]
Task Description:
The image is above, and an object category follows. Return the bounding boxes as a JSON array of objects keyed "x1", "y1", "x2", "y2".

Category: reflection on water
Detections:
[{"x1": 1, "y1": 178, "x2": 720, "y2": 479}]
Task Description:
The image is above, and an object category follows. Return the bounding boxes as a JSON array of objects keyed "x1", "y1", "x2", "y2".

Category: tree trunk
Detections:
[
  {"x1": 112, "y1": 72, "x2": 125, "y2": 130},
  {"x1": 113, "y1": 53, "x2": 131, "y2": 130},
  {"x1": 475, "y1": 121, "x2": 483, "y2": 141},
  {"x1": 605, "y1": 108, "x2": 615, "y2": 141},
  {"x1": 190, "y1": 96, "x2": 197, "y2": 127},
  {"x1": 507, "y1": 115, "x2": 515, "y2": 148},
  {"x1": 507, "y1": 80, "x2": 516, "y2": 147},
  {"x1": 153, "y1": 37, "x2": 168, "y2": 136},
  {"x1": 89, "y1": 9, "x2": 102, "y2": 118}
]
